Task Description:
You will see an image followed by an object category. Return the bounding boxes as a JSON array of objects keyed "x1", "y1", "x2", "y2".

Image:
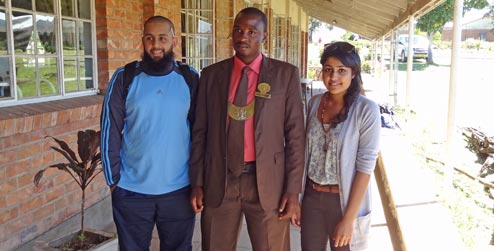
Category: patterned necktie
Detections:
[{"x1": 228, "y1": 66, "x2": 249, "y2": 176}]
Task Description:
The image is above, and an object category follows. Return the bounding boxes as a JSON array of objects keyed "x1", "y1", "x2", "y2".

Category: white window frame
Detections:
[
  {"x1": 272, "y1": 15, "x2": 287, "y2": 62},
  {"x1": 289, "y1": 23, "x2": 301, "y2": 69},
  {"x1": 0, "y1": 0, "x2": 98, "y2": 107},
  {"x1": 181, "y1": 0, "x2": 215, "y2": 70}
]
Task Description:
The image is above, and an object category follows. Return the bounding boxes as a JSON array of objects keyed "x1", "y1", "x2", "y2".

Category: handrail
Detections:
[{"x1": 374, "y1": 151, "x2": 407, "y2": 251}]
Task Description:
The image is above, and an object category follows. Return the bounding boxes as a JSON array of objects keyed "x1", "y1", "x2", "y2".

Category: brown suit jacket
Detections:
[{"x1": 189, "y1": 55, "x2": 305, "y2": 211}]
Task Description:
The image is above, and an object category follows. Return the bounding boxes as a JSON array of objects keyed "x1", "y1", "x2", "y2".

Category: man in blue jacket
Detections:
[{"x1": 100, "y1": 15, "x2": 198, "y2": 251}]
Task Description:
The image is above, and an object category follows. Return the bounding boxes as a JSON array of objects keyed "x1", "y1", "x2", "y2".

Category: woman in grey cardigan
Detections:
[{"x1": 300, "y1": 42, "x2": 381, "y2": 251}]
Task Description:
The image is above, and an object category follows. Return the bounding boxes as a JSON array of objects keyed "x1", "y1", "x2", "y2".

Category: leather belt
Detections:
[
  {"x1": 242, "y1": 161, "x2": 256, "y2": 174},
  {"x1": 307, "y1": 179, "x2": 339, "y2": 193}
]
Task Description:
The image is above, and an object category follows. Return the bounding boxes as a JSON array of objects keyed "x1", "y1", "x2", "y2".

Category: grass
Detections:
[
  {"x1": 396, "y1": 61, "x2": 431, "y2": 71},
  {"x1": 14, "y1": 57, "x2": 88, "y2": 98}
]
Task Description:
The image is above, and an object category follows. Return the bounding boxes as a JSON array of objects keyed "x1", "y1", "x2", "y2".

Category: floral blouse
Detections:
[{"x1": 306, "y1": 116, "x2": 342, "y2": 185}]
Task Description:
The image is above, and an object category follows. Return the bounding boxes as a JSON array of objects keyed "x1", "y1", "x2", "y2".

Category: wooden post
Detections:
[{"x1": 374, "y1": 151, "x2": 407, "y2": 251}]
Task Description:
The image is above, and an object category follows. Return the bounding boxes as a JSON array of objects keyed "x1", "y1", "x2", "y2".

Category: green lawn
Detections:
[{"x1": 15, "y1": 56, "x2": 88, "y2": 98}]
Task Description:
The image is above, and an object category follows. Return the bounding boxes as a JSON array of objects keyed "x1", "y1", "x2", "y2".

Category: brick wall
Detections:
[
  {"x1": 215, "y1": 1, "x2": 235, "y2": 61},
  {"x1": 96, "y1": 0, "x2": 144, "y2": 91},
  {"x1": 0, "y1": 96, "x2": 105, "y2": 250}
]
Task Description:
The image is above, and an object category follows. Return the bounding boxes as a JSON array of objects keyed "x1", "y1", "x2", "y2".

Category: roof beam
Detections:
[
  {"x1": 382, "y1": 0, "x2": 445, "y2": 38},
  {"x1": 295, "y1": 0, "x2": 445, "y2": 39}
]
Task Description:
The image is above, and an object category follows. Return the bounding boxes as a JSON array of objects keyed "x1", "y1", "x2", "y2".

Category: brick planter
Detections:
[{"x1": 32, "y1": 228, "x2": 118, "y2": 251}]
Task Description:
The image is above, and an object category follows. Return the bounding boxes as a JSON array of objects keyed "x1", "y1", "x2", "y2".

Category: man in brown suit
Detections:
[{"x1": 189, "y1": 7, "x2": 305, "y2": 251}]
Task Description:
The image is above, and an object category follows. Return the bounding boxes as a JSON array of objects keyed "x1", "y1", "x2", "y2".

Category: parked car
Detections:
[{"x1": 398, "y1": 34, "x2": 429, "y2": 62}]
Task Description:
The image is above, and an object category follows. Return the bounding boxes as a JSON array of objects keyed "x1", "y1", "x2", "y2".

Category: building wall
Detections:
[
  {"x1": 0, "y1": 1, "x2": 309, "y2": 250},
  {"x1": 0, "y1": 1, "x2": 182, "y2": 250},
  {"x1": 442, "y1": 28, "x2": 494, "y2": 42}
]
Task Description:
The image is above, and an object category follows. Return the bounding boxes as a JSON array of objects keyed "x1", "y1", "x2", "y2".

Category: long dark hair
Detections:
[{"x1": 320, "y1": 41, "x2": 363, "y2": 127}]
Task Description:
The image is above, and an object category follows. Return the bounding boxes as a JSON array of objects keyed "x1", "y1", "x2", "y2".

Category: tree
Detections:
[
  {"x1": 416, "y1": 0, "x2": 488, "y2": 63},
  {"x1": 485, "y1": 4, "x2": 494, "y2": 35},
  {"x1": 308, "y1": 17, "x2": 321, "y2": 43},
  {"x1": 308, "y1": 17, "x2": 334, "y2": 43}
]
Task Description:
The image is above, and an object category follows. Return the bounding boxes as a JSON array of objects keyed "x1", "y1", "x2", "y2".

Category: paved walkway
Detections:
[{"x1": 150, "y1": 76, "x2": 466, "y2": 250}]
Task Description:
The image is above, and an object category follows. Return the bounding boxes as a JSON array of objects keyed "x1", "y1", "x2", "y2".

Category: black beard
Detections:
[{"x1": 142, "y1": 49, "x2": 174, "y2": 74}]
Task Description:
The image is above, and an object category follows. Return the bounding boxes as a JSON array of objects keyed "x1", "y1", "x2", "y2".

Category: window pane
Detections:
[
  {"x1": 185, "y1": 36, "x2": 194, "y2": 58},
  {"x1": 64, "y1": 57, "x2": 77, "y2": 92},
  {"x1": 200, "y1": 59, "x2": 212, "y2": 70},
  {"x1": 12, "y1": 12, "x2": 34, "y2": 53},
  {"x1": 181, "y1": 36, "x2": 185, "y2": 58},
  {"x1": 0, "y1": 11, "x2": 7, "y2": 54},
  {"x1": 186, "y1": 0, "x2": 194, "y2": 8},
  {"x1": 64, "y1": 57, "x2": 93, "y2": 92},
  {"x1": 16, "y1": 57, "x2": 59, "y2": 98},
  {"x1": 61, "y1": 0, "x2": 75, "y2": 17},
  {"x1": 16, "y1": 56, "x2": 36, "y2": 98},
  {"x1": 62, "y1": 19, "x2": 76, "y2": 55},
  {"x1": 187, "y1": 13, "x2": 194, "y2": 33},
  {"x1": 39, "y1": 57, "x2": 59, "y2": 96},
  {"x1": 181, "y1": 12, "x2": 186, "y2": 33},
  {"x1": 36, "y1": 0, "x2": 54, "y2": 14},
  {"x1": 198, "y1": 11, "x2": 212, "y2": 34},
  {"x1": 0, "y1": 0, "x2": 4, "y2": 7},
  {"x1": 36, "y1": 15, "x2": 56, "y2": 54},
  {"x1": 198, "y1": 35, "x2": 213, "y2": 57},
  {"x1": 12, "y1": 0, "x2": 32, "y2": 10},
  {"x1": 79, "y1": 21, "x2": 92, "y2": 55},
  {"x1": 78, "y1": 0, "x2": 91, "y2": 19},
  {"x1": 199, "y1": 0, "x2": 212, "y2": 9},
  {"x1": 0, "y1": 57, "x2": 11, "y2": 98},
  {"x1": 81, "y1": 57, "x2": 93, "y2": 89}
]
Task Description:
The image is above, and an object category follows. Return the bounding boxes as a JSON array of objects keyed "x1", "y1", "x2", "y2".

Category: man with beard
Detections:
[
  {"x1": 101, "y1": 15, "x2": 198, "y2": 251},
  {"x1": 189, "y1": 7, "x2": 305, "y2": 251}
]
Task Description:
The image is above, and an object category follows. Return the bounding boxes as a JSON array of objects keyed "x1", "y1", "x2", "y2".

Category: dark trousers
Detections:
[
  {"x1": 301, "y1": 183, "x2": 350, "y2": 251},
  {"x1": 111, "y1": 186, "x2": 195, "y2": 251},
  {"x1": 201, "y1": 172, "x2": 290, "y2": 251}
]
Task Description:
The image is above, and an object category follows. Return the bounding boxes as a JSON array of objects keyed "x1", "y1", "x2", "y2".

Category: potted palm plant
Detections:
[{"x1": 33, "y1": 129, "x2": 117, "y2": 251}]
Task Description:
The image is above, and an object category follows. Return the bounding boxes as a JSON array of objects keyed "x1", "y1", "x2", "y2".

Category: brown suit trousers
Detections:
[{"x1": 201, "y1": 171, "x2": 290, "y2": 251}]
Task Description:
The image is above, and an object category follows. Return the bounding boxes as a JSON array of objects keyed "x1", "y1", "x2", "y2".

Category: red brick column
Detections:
[
  {"x1": 215, "y1": 1, "x2": 235, "y2": 61},
  {"x1": 96, "y1": 0, "x2": 144, "y2": 92}
]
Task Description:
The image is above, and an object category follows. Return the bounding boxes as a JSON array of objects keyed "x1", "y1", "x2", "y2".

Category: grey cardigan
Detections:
[{"x1": 305, "y1": 93, "x2": 381, "y2": 250}]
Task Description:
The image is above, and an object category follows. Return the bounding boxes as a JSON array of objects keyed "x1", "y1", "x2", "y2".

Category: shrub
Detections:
[
  {"x1": 33, "y1": 129, "x2": 102, "y2": 246},
  {"x1": 361, "y1": 60, "x2": 373, "y2": 74}
]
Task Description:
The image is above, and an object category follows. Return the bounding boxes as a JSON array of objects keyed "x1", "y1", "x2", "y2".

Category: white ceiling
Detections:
[{"x1": 294, "y1": 0, "x2": 446, "y2": 39}]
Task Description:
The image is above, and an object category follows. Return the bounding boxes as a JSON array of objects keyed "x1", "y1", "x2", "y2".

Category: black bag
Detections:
[{"x1": 379, "y1": 104, "x2": 400, "y2": 129}]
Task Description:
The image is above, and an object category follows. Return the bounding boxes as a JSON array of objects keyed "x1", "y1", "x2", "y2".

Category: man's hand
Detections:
[
  {"x1": 190, "y1": 186, "x2": 204, "y2": 213},
  {"x1": 278, "y1": 193, "x2": 301, "y2": 227},
  {"x1": 110, "y1": 185, "x2": 116, "y2": 193}
]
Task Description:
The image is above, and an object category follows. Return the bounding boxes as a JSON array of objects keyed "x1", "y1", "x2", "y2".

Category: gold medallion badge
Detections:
[
  {"x1": 228, "y1": 100, "x2": 255, "y2": 120},
  {"x1": 255, "y1": 83, "x2": 271, "y2": 98}
]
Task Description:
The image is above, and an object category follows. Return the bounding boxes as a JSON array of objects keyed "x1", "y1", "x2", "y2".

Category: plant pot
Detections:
[{"x1": 33, "y1": 228, "x2": 118, "y2": 251}]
